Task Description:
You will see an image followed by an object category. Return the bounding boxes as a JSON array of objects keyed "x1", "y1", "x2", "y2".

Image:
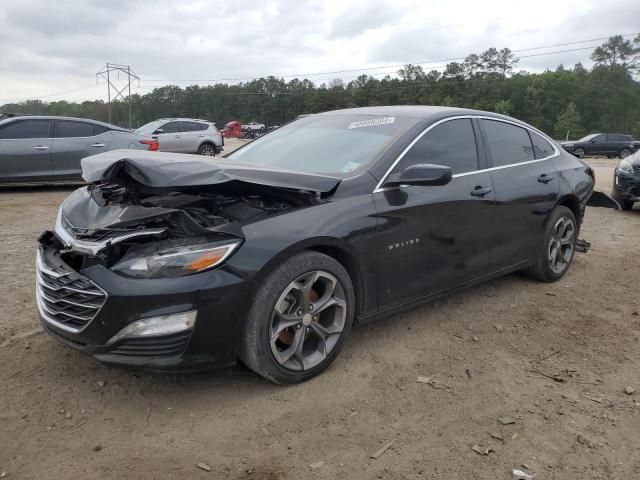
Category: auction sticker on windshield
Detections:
[{"x1": 348, "y1": 117, "x2": 395, "y2": 129}]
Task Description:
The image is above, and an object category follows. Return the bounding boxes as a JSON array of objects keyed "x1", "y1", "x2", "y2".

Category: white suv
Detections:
[{"x1": 136, "y1": 118, "x2": 223, "y2": 155}]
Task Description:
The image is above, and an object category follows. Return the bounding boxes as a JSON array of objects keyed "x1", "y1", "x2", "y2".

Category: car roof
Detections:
[
  {"x1": 315, "y1": 105, "x2": 522, "y2": 121},
  {"x1": 157, "y1": 118, "x2": 212, "y2": 123},
  {"x1": 0, "y1": 115, "x2": 128, "y2": 132}
]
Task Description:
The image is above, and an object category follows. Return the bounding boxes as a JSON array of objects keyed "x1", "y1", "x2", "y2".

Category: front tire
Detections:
[
  {"x1": 522, "y1": 206, "x2": 577, "y2": 282},
  {"x1": 619, "y1": 148, "x2": 631, "y2": 159},
  {"x1": 240, "y1": 252, "x2": 355, "y2": 384},
  {"x1": 573, "y1": 147, "x2": 585, "y2": 158}
]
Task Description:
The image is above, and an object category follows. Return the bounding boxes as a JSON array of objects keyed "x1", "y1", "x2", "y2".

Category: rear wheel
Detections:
[
  {"x1": 198, "y1": 143, "x2": 215, "y2": 156},
  {"x1": 573, "y1": 147, "x2": 585, "y2": 158},
  {"x1": 522, "y1": 206, "x2": 577, "y2": 282},
  {"x1": 240, "y1": 252, "x2": 355, "y2": 384}
]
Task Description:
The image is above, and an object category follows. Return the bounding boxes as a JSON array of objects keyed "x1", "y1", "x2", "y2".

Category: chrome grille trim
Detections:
[
  {"x1": 55, "y1": 210, "x2": 165, "y2": 256},
  {"x1": 35, "y1": 249, "x2": 107, "y2": 333}
]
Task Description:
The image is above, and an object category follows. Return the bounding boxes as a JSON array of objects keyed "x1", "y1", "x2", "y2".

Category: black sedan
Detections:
[
  {"x1": 560, "y1": 133, "x2": 639, "y2": 159},
  {"x1": 36, "y1": 106, "x2": 595, "y2": 384},
  {"x1": 613, "y1": 150, "x2": 640, "y2": 210}
]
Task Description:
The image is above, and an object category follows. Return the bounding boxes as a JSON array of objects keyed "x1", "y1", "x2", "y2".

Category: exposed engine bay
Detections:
[
  {"x1": 88, "y1": 181, "x2": 305, "y2": 229},
  {"x1": 44, "y1": 150, "x2": 342, "y2": 273},
  {"x1": 52, "y1": 181, "x2": 317, "y2": 271}
]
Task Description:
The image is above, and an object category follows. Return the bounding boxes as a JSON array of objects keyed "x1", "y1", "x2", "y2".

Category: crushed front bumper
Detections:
[{"x1": 36, "y1": 233, "x2": 253, "y2": 372}]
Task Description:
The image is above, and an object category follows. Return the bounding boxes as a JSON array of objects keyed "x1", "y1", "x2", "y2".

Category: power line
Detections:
[
  {"x1": 142, "y1": 32, "x2": 640, "y2": 84},
  {"x1": 96, "y1": 63, "x2": 140, "y2": 128},
  {"x1": 0, "y1": 83, "x2": 98, "y2": 104}
]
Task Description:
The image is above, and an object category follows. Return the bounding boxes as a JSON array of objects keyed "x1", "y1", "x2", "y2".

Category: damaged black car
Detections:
[{"x1": 37, "y1": 106, "x2": 595, "y2": 384}]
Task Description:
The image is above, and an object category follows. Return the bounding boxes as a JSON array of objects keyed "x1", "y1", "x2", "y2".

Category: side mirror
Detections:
[
  {"x1": 384, "y1": 163, "x2": 452, "y2": 187},
  {"x1": 154, "y1": 128, "x2": 164, "y2": 134},
  {"x1": 590, "y1": 139, "x2": 597, "y2": 143}
]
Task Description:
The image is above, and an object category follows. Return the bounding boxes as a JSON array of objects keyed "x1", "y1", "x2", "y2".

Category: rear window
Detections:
[
  {"x1": 0, "y1": 119, "x2": 51, "y2": 139},
  {"x1": 481, "y1": 119, "x2": 534, "y2": 167},
  {"x1": 181, "y1": 121, "x2": 208, "y2": 132},
  {"x1": 227, "y1": 114, "x2": 416, "y2": 176},
  {"x1": 530, "y1": 132, "x2": 555, "y2": 159}
]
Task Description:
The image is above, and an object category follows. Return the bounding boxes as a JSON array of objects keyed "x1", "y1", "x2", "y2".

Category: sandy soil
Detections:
[{"x1": 1, "y1": 156, "x2": 639, "y2": 479}]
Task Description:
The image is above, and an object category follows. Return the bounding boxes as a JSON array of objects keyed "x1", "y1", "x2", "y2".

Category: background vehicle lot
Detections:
[{"x1": 1, "y1": 155, "x2": 639, "y2": 479}]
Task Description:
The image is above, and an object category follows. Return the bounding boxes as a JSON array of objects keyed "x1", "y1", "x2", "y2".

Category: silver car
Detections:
[
  {"x1": 0, "y1": 115, "x2": 157, "y2": 185},
  {"x1": 136, "y1": 118, "x2": 224, "y2": 156}
]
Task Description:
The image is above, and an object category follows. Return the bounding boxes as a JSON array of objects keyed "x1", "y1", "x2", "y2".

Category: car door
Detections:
[
  {"x1": 0, "y1": 119, "x2": 53, "y2": 183},
  {"x1": 179, "y1": 121, "x2": 205, "y2": 153},
  {"x1": 604, "y1": 134, "x2": 624, "y2": 155},
  {"x1": 373, "y1": 117, "x2": 495, "y2": 308},
  {"x1": 478, "y1": 118, "x2": 560, "y2": 271},
  {"x1": 154, "y1": 121, "x2": 182, "y2": 152},
  {"x1": 587, "y1": 134, "x2": 607, "y2": 155},
  {"x1": 51, "y1": 120, "x2": 111, "y2": 180}
]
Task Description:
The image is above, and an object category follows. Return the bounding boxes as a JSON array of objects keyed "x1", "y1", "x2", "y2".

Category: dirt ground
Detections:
[{"x1": 1, "y1": 155, "x2": 639, "y2": 480}]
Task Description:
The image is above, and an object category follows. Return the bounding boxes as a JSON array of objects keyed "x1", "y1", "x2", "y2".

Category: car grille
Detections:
[
  {"x1": 108, "y1": 331, "x2": 191, "y2": 357},
  {"x1": 61, "y1": 213, "x2": 143, "y2": 243},
  {"x1": 634, "y1": 165, "x2": 640, "y2": 176},
  {"x1": 36, "y1": 250, "x2": 106, "y2": 332}
]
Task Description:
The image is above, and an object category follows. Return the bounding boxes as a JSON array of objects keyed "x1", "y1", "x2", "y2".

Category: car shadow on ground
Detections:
[{"x1": 40, "y1": 271, "x2": 528, "y2": 398}]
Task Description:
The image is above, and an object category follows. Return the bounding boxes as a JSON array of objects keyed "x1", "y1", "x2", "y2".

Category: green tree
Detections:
[
  {"x1": 554, "y1": 102, "x2": 584, "y2": 140},
  {"x1": 591, "y1": 35, "x2": 637, "y2": 69}
]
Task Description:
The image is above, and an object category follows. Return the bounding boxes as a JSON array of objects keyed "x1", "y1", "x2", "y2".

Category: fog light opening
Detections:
[{"x1": 107, "y1": 310, "x2": 197, "y2": 345}]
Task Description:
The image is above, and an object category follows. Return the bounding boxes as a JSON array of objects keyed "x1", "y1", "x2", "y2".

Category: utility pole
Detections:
[{"x1": 96, "y1": 63, "x2": 140, "y2": 128}]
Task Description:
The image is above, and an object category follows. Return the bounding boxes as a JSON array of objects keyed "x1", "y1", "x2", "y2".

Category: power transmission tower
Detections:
[{"x1": 96, "y1": 63, "x2": 140, "y2": 128}]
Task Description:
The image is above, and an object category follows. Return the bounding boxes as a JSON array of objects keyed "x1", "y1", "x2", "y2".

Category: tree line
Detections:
[{"x1": 2, "y1": 35, "x2": 640, "y2": 140}]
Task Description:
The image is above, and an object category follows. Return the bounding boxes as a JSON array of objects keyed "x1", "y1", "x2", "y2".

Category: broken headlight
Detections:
[{"x1": 112, "y1": 241, "x2": 240, "y2": 279}]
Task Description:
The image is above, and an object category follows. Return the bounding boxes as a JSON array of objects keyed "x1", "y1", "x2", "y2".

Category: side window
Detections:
[
  {"x1": 181, "y1": 122, "x2": 207, "y2": 132},
  {"x1": 592, "y1": 134, "x2": 604, "y2": 143},
  {"x1": 94, "y1": 125, "x2": 109, "y2": 135},
  {"x1": 481, "y1": 120, "x2": 534, "y2": 167},
  {"x1": 530, "y1": 132, "x2": 555, "y2": 159},
  {"x1": 53, "y1": 121, "x2": 95, "y2": 138},
  {"x1": 395, "y1": 119, "x2": 478, "y2": 175},
  {"x1": 159, "y1": 122, "x2": 180, "y2": 134},
  {"x1": 0, "y1": 120, "x2": 51, "y2": 139}
]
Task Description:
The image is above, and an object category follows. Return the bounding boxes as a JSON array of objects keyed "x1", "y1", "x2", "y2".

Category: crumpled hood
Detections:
[{"x1": 82, "y1": 150, "x2": 342, "y2": 193}]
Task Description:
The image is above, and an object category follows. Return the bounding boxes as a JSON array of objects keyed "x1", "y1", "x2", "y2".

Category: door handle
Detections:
[
  {"x1": 33, "y1": 145, "x2": 50, "y2": 150},
  {"x1": 537, "y1": 173, "x2": 554, "y2": 184},
  {"x1": 470, "y1": 185, "x2": 493, "y2": 197},
  {"x1": 91, "y1": 143, "x2": 105, "y2": 148}
]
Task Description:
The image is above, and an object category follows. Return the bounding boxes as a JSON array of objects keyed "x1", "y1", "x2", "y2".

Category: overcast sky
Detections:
[{"x1": 0, "y1": 0, "x2": 638, "y2": 104}]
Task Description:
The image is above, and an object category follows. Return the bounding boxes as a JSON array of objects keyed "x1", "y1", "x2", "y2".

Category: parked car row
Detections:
[
  {"x1": 0, "y1": 115, "x2": 225, "y2": 185},
  {"x1": 560, "y1": 133, "x2": 640, "y2": 159},
  {"x1": 0, "y1": 116, "x2": 157, "y2": 185}
]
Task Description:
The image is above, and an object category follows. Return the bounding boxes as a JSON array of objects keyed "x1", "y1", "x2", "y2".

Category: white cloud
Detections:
[{"x1": 0, "y1": 0, "x2": 637, "y2": 103}]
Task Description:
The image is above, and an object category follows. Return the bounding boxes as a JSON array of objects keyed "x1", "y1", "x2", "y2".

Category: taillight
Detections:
[{"x1": 140, "y1": 140, "x2": 159, "y2": 151}]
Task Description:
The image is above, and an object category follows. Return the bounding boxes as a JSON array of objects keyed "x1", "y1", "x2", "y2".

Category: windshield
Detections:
[
  {"x1": 136, "y1": 120, "x2": 165, "y2": 135},
  {"x1": 578, "y1": 133, "x2": 601, "y2": 142},
  {"x1": 227, "y1": 114, "x2": 415, "y2": 176}
]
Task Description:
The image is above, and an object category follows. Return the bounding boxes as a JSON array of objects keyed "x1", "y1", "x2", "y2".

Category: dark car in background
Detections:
[
  {"x1": 560, "y1": 133, "x2": 639, "y2": 159},
  {"x1": 613, "y1": 151, "x2": 640, "y2": 210},
  {"x1": 0, "y1": 116, "x2": 157, "y2": 185},
  {"x1": 36, "y1": 106, "x2": 594, "y2": 384}
]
